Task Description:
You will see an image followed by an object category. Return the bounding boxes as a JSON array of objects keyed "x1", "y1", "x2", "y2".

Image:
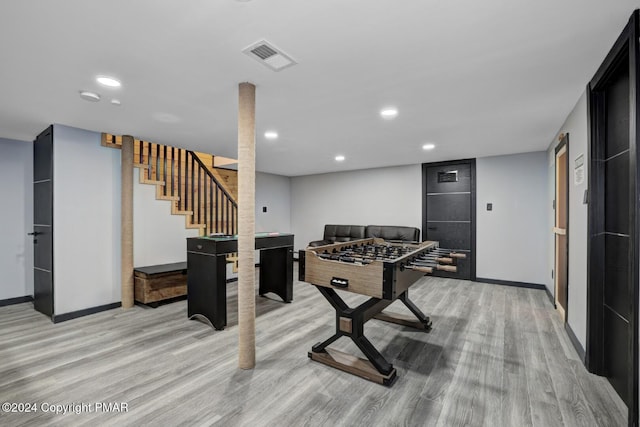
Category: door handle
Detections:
[
  {"x1": 28, "y1": 231, "x2": 42, "y2": 236},
  {"x1": 427, "y1": 227, "x2": 437, "y2": 230}
]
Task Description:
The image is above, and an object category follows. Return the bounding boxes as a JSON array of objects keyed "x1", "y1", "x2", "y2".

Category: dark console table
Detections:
[{"x1": 186, "y1": 232, "x2": 294, "y2": 330}]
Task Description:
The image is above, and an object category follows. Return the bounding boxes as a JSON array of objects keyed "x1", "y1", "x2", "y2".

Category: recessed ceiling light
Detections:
[
  {"x1": 380, "y1": 108, "x2": 398, "y2": 119},
  {"x1": 96, "y1": 76, "x2": 121, "y2": 88},
  {"x1": 264, "y1": 131, "x2": 278, "y2": 140},
  {"x1": 79, "y1": 91, "x2": 101, "y2": 102},
  {"x1": 335, "y1": 155, "x2": 345, "y2": 162},
  {"x1": 422, "y1": 143, "x2": 436, "y2": 150},
  {"x1": 111, "y1": 99, "x2": 121, "y2": 106}
]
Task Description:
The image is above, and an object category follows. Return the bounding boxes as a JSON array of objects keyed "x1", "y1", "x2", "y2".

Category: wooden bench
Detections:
[{"x1": 134, "y1": 262, "x2": 187, "y2": 307}]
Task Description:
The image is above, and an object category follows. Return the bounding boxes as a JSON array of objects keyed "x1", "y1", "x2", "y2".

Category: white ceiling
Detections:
[{"x1": 1, "y1": 1, "x2": 639, "y2": 176}]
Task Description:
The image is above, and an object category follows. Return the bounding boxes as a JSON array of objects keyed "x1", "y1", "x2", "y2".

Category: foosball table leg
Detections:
[
  {"x1": 372, "y1": 290, "x2": 433, "y2": 331},
  {"x1": 308, "y1": 286, "x2": 397, "y2": 386},
  {"x1": 399, "y1": 291, "x2": 433, "y2": 330},
  {"x1": 311, "y1": 333, "x2": 341, "y2": 353}
]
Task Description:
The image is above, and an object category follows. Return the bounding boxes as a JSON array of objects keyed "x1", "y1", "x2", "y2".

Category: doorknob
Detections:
[{"x1": 28, "y1": 231, "x2": 42, "y2": 236}]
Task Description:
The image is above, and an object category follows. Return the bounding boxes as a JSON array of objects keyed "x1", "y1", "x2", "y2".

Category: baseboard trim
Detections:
[
  {"x1": 565, "y1": 322, "x2": 586, "y2": 363},
  {"x1": 0, "y1": 295, "x2": 34, "y2": 307},
  {"x1": 544, "y1": 287, "x2": 555, "y2": 307},
  {"x1": 475, "y1": 277, "x2": 545, "y2": 290},
  {"x1": 52, "y1": 302, "x2": 121, "y2": 323}
]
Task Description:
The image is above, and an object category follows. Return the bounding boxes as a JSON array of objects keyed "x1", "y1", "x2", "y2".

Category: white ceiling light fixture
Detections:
[
  {"x1": 79, "y1": 91, "x2": 101, "y2": 102},
  {"x1": 422, "y1": 143, "x2": 436, "y2": 150},
  {"x1": 335, "y1": 155, "x2": 345, "y2": 162},
  {"x1": 243, "y1": 40, "x2": 297, "y2": 72},
  {"x1": 111, "y1": 99, "x2": 121, "y2": 106},
  {"x1": 96, "y1": 76, "x2": 121, "y2": 88},
  {"x1": 264, "y1": 131, "x2": 278, "y2": 140},
  {"x1": 380, "y1": 107, "x2": 398, "y2": 119}
]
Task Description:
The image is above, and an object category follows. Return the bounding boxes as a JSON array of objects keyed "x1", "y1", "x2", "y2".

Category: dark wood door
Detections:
[
  {"x1": 422, "y1": 159, "x2": 475, "y2": 280},
  {"x1": 33, "y1": 126, "x2": 53, "y2": 317},
  {"x1": 587, "y1": 13, "x2": 638, "y2": 422}
]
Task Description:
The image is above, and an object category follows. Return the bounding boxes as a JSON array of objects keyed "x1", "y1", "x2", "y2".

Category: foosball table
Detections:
[{"x1": 299, "y1": 238, "x2": 465, "y2": 385}]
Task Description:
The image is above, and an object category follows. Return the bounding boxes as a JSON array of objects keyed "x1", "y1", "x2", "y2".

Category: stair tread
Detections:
[
  {"x1": 141, "y1": 179, "x2": 165, "y2": 186},
  {"x1": 186, "y1": 223, "x2": 206, "y2": 229}
]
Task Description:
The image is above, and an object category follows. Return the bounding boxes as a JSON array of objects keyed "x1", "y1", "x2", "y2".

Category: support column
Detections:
[
  {"x1": 121, "y1": 135, "x2": 134, "y2": 309},
  {"x1": 238, "y1": 82, "x2": 256, "y2": 369}
]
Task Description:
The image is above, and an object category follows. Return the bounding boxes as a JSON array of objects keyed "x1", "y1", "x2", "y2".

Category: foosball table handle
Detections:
[{"x1": 411, "y1": 266, "x2": 433, "y2": 274}]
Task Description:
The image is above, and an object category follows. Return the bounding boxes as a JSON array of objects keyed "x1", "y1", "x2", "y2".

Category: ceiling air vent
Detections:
[{"x1": 242, "y1": 40, "x2": 297, "y2": 72}]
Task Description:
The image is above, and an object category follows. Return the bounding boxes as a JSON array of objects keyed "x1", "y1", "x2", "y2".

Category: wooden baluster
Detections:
[
  {"x1": 185, "y1": 152, "x2": 190, "y2": 213},
  {"x1": 182, "y1": 149, "x2": 187, "y2": 211},
  {"x1": 197, "y1": 165, "x2": 202, "y2": 225},
  {"x1": 184, "y1": 152, "x2": 193, "y2": 211},
  {"x1": 200, "y1": 167, "x2": 205, "y2": 227},
  {"x1": 177, "y1": 149, "x2": 182, "y2": 209},
  {"x1": 191, "y1": 160, "x2": 196, "y2": 222},
  {"x1": 141, "y1": 141, "x2": 147, "y2": 169},
  {"x1": 147, "y1": 142, "x2": 153, "y2": 180},
  {"x1": 226, "y1": 197, "x2": 230, "y2": 235},
  {"x1": 210, "y1": 179, "x2": 214, "y2": 235},
  {"x1": 165, "y1": 146, "x2": 171, "y2": 197},
  {"x1": 205, "y1": 178, "x2": 209, "y2": 233},
  {"x1": 162, "y1": 145, "x2": 167, "y2": 195},
  {"x1": 155, "y1": 143, "x2": 160, "y2": 181},
  {"x1": 202, "y1": 173, "x2": 206, "y2": 233},
  {"x1": 214, "y1": 182, "x2": 219, "y2": 233},
  {"x1": 171, "y1": 147, "x2": 177, "y2": 198},
  {"x1": 203, "y1": 177, "x2": 208, "y2": 234}
]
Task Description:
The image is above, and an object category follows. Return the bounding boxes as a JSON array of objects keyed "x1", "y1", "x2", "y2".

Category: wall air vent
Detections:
[{"x1": 242, "y1": 40, "x2": 297, "y2": 72}]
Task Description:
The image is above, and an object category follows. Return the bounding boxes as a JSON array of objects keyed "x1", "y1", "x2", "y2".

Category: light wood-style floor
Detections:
[{"x1": 0, "y1": 267, "x2": 627, "y2": 427}]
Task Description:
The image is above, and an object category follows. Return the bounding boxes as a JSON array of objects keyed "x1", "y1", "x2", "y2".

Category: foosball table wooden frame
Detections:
[{"x1": 299, "y1": 238, "x2": 464, "y2": 386}]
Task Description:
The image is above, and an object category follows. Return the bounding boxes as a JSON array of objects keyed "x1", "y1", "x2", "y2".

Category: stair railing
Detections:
[
  {"x1": 133, "y1": 139, "x2": 237, "y2": 236},
  {"x1": 189, "y1": 150, "x2": 237, "y2": 236}
]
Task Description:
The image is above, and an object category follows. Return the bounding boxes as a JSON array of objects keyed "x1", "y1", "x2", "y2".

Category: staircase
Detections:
[{"x1": 102, "y1": 133, "x2": 238, "y2": 237}]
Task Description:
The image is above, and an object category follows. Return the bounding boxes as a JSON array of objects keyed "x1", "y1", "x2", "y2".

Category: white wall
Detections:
[
  {"x1": 53, "y1": 125, "x2": 121, "y2": 315},
  {"x1": 256, "y1": 172, "x2": 291, "y2": 233},
  {"x1": 0, "y1": 138, "x2": 34, "y2": 300},
  {"x1": 476, "y1": 152, "x2": 548, "y2": 285},
  {"x1": 133, "y1": 168, "x2": 199, "y2": 267},
  {"x1": 134, "y1": 169, "x2": 291, "y2": 268},
  {"x1": 547, "y1": 91, "x2": 589, "y2": 348},
  {"x1": 290, "y1": 165, "x2": 422, "y2": 251}
]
